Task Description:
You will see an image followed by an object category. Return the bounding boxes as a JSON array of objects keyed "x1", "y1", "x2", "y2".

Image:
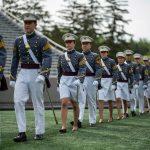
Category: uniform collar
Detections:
[
  {"x1": 67, "y1": 49, "x2": 75, "y2": 54},
  {"x1": 83, "y1": 50, "x2": 91, "y2": 55},
  {"x1": 119, "y1": 63, "x2": 125, "y2": 66},
  {"x1": 126, "y1": 60, "x2": 131, "y2": 63},
  {"x1": 26, "y1": 31, "x2": 36, "y2": 38},
  {"x1": 102, "y1": 57, "x2": 108, "y2": 61}
]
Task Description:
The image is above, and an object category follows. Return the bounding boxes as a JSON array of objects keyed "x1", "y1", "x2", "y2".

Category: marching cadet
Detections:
[
  {"x1": 115, "y1": 52, "x2": 133, "y2": 119},
  {"x1": 10, "y1": 13, "x2": 52, "y2": 142},
  {"x1": 143, "y1": 56, "x2": 150, "y2": 112},
  {"x1": 77, "y1": 36, "x2": 102, "y2": 127},
  {"x1": 124, "y1": 50, "x2": 140, "y2": 116},
  {"x1": 133, "y1": 53, "x2": 148, "y2": 115},
  {"x1": 97, "y1": 46, "x2": 117, "y2": 123},
  {"x1": 57, "y1": 33, "x2": 86, "y2": 133},
  {"x1": 0, "y1": 35, "x2": 8, "y2": 91}
]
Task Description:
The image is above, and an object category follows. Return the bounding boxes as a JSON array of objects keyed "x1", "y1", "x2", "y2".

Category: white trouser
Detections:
[
  {"x1": 14, "y1": 69, "x2": 45, "y2": 134},
  {"x1": 144, "y1": 81, "x2": 150, "y2": 98},
  {"x1": 137, "y1": 81, "x2": 144, "y2": 113},
  {"x1": 130, "y1": 86, "x2": 138, "y2": 111},
  {"x1": 78, "y1": 77, "x2": 97, "y2": 124}
]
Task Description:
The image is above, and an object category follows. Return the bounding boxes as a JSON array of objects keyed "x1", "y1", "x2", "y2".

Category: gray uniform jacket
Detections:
[
  {"x1": 10, "y1": 31, "x2": 52, "y2": 81},
  {"x1": 57, "y1": 49, "x2": 86, "y2": 84}
]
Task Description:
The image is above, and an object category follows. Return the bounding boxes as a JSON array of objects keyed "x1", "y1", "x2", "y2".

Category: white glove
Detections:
[
  {"x1": 73, "y1": 79, "x2": 81, "y2": 86},
  {"x1": 35, "y1": 75, "x2": 45, "y2": 83},
  {"x1": 93, "y1": 81, "x2": 98, "y2": 87},
  {"x1": 57, "y1": 86, "x2": 59, "y2": 92},
  {"x1": 111, "y1": 85, "x2": 116, "y2": 91},
  {"x1": 10, "y1": 81, "x2": 15, "y2": 88},
  {"x1": 143, "y1": 85, "x2": 147, "y2": 90},
  {"x1": 134, "y1": 84, "x2": 139, "y2": 89}
]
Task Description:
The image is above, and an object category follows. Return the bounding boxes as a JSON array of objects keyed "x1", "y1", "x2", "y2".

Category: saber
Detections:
[{"x1": 45, "y1": 87, "x2": 58, "y2": 125}]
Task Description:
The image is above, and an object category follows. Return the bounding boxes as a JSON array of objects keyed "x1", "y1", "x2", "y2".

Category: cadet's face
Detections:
[
  {"x1": 117, "y1": 56, "x2": 125, "y2": 64},
  {"x1": 82, "y1": 42, "x2": 91, "y2": 51},
  {"x1": 100, "y1": 51, "x2": 108, "y2": 58},
  {"x1": 144, "y1": 60, "x2": 149, "y2": 65},
  {"x1": 134, "y1": 58, "x2": 141, "y2": 63},
  {"x1": 65, "y1": 40, "x2": 75, "y2": 50},
  {"x1": 126, "y1": 54, "x2": 132, "y2": 61},
  {"x1": 24, "y1": 21, "x2": 37, "y2": 34}
]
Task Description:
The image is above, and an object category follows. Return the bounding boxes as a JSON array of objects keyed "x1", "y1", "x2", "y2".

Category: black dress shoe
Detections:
[
  {"x1": 34, "y1": 134, "x2": 43, "y2": 140},
  {"x1": 13, "y1": 132, "x2": 27, "y2": 142},
  {"x1": 59, "y1": 129, "x2": 67, "y2": 134},
  {"x1": 131, "y1": 111, "x2": 136, "y2": 117},
  {"x1": 89, "y1": 123, "x2": 95, "y2": 127},
  {"x1": 126, "y1": 113, "x2": 129, "y2": 117},
  {"x1": 70, "y1": 120, "x2": 82, "y2": 128}
]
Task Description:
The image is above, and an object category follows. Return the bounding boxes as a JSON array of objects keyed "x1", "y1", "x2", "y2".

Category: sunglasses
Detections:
[
  {"x1": 65, "y1": 40, "x2": 74, "y2": 44},
  {"x1": 82, "y1": 42, "x2": 90, "y2": 45},
  {"x1": 100, "y1": 51, "x2": 108, "y2": 53}
]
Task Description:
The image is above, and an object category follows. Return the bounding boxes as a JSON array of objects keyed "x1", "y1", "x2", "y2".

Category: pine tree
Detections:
[
  {"x1": 3, "y1": 0, "x2": 51, "y2": 32},
  {"x1": 103, "y1": 0, "x2": 131, "y2": 43}
]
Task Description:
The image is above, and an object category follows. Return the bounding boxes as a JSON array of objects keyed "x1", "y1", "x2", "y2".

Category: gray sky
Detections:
[{"x1": 45, "y1": 0, "x2": 150, "y2": 41}]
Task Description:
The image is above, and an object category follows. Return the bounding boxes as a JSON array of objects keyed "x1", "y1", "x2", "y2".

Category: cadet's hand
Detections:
[
  {"x1": 93, "y1": 81, "x2": 98, "y2": 87},
  {"x1": 143, "y1": 85, "x2": 147, "y2": 90},
  {"x1": 129, "y1": 84, "x2": 133, "y2": 89},
  {"x1": 57, "y1": 84, "x2": 59, "y2": 92},
  {"x1": 111, "y1": 85, "x2": 116, "y2": 91},
  {"x1": 73, "y1": 79, "x2": 81, "y2": 86},
  {"x1": 10, "y1": 81, "x2": 15, "y2": 88},
  {"x1": 134, "y1": 84, "x2": 139, "y2": 89},
  {"x1": 35, "y1": 75, "x2": 45, "y2": 83}
]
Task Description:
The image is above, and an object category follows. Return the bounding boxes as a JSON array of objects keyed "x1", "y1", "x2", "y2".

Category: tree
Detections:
[
  {"x1": 103, "y1": 0, "x2": 131, "y2": 43},
  {"x1": 58, "y1": 0, "x2": 104, "y2": 50},
  {"x1": 3, "y1": 0, "x2": 52, "y2": 32}
]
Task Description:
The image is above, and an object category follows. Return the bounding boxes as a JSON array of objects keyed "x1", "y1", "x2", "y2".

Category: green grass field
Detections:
[{"x1": 0, "y1": 109, "x2": 150, "y2": 150}]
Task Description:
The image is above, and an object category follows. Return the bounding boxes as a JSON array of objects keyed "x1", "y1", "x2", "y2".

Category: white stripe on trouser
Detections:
[
  {"x1": 137, "y1": 81, "x2": 144, "y2": 113},
  {"x1": 14, "y1": 69, "x2": 45, "y2": 134},
  {"x1": 78, "y1": 77, "x2": 97, "y2": 124}
]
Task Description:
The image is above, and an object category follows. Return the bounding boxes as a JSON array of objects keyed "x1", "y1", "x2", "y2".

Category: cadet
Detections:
[
  {"x1": 124, "y1": 50, "x2": 140, "y2": 116},
  {"x1": 57, "y1": 33, "x2": 86, "y2": 133},
  {"x1": 10, "y1": 13, "x2": 52, "y2": 142},
  {"x1": 115, "y1": 52, "x2": 133, "y2": 119},
  {"x1": 97, "y1": 46, "x2": 117, "y2": 123},
  {"x1": 133, "y1": 53, "x2": 148, "y2": 115},
  {"x1": 143, "y1": 56, "x2": 150, "y2": 112},
  {"x1": 0, "y1": 35, "x2": 7, "y2": 91},
  {"x1": 77, "y1": 36, "x2": 102, "y2": 127}
]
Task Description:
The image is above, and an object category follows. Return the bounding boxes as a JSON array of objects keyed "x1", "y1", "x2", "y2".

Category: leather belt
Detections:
[
  {"x1": 62, "y1": 71, "x2": 78, "y2": 76},
  {"x1": 102, "y1": 75, "x2": 113, "y2": 78},
  {"x1": 21, "y1": 64, "x2": 40, "y2": 69},
  {"x1": 86, "y1": 73, "x2": 95, "y2": 76}
]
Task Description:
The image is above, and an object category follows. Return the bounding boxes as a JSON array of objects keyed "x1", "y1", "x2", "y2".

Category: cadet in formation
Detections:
[
  {"x1": 10, "y1": 13, "x2": 52, "y2": 142},
  {"x1": 133, "y1": 53, "x2": 148, "y2": 115},
  {"x1": 124, "y1": 50, "x2": 140, "y2": 116},
  {"x1": 57, "y1": 33, "x2": 86, "y2": 133},
  {"x1": 0, "y1": 35, "x2": 7, "y2": 91},
  {"x1": 97, "y1": 46, "x2": 117, "y2": 123},
  {"x1": 77, "y1": 36, "x2": 102, "y2": 127},
  {"x1": 143, "y1": 56, "x2": 150, "y2": 112},
  {"x1": 115, "y1": 52, "x2": 133, "y2": 119}
]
